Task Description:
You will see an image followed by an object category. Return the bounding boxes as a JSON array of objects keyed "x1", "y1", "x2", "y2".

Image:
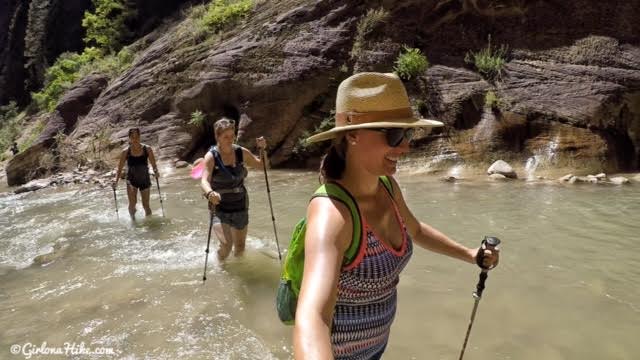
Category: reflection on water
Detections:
[{"x1": 1, "y1": 168, "x2": 639, "y2": 359}]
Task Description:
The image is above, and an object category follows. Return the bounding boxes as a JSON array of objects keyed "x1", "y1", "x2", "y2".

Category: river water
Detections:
[{"x1": 1, "y1": 165, "x2": 639, "y2": 359}]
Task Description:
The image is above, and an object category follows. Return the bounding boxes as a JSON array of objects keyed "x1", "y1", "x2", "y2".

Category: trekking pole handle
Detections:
[{"x1": 474, "y1": 236, "x2": 500, "y2": 298}]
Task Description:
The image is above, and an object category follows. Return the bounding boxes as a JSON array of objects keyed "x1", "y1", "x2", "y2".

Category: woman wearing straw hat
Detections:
[
  {"x1": 293, "y1": 72, "x2": 500, "y2": 359},
  {"x1": 200, "y1": 117, "x2": 268, "y2": 261}
]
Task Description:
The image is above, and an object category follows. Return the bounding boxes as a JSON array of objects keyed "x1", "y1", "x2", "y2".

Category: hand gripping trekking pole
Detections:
[
  {"x1": 260, "y1": 150, "x2": 282, "y2": 264},
  {"x1": 202, "y1": 205, "x2": 215, "y2": 283},
  {"x1": 458, "y1": 236, "x2": 501, "y2": 360},
  {"x1": 154, "y1": 175, "x2": 165, "y2": 217}
]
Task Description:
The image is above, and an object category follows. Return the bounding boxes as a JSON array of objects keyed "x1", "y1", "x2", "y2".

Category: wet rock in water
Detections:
[
  {"x1": 609, "y1": 176, "x2": 630, "y2": 185},
  {"x1": 595, "y1": 173, "x2": 607, "y2": 179},
  {"x1": 441, "y1": 176, "x2": 459, "y2": 182},
  {"x1": 489, "y1": 173, "x2": 508, "y2": 181},
  {"x1": 487, "y1": 160, "x2": 518, "y2": 179},
  {"x1": 559, "y1": 174, "x2": 574, "y2": 182},
  {"x1": 571, "y1": 175, "x2": 598, "y2": 184},
  {"x1": 32, "y1": 242, "x2": 68, "y2": 266},
  {"x1": 175, "y1": 161, "x2": 188, "y2": 168},
  {"x1": 586, "y1": 175, "x2": 599, "y2": 183},
  {"x1": 14, "y1": 179, "x2": 52, "y2": 194}
]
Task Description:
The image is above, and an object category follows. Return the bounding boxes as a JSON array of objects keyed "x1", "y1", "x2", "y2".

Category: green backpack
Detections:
[{"x1": 276, "y1": 176, "x2": 393, "y2": 325}]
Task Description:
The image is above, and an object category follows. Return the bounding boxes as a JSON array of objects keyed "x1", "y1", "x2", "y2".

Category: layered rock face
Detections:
[
  {"x1": 0, "y1": 0, "x2": 196, "y2": 106},
  {"x1": 4, "y1": 0, "x2": 640, "y2": 185}
]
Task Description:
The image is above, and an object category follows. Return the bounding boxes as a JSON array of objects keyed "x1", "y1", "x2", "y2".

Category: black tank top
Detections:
[
  {"x1": 209, "y1": 145, "x2": 248, "y2": 212},
  {"x1": 127, "y1": 145, "x2": 148, "y2": 167}
]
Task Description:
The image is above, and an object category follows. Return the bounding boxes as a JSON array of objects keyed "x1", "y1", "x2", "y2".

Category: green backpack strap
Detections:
[{"x1": 312, "y1": 176, "x2": 394, "y2": 265}]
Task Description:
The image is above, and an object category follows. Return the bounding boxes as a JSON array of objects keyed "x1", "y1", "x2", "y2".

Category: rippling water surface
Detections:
[{"x1": 1, "y1": 167, "x2": 638, "y2": 359}]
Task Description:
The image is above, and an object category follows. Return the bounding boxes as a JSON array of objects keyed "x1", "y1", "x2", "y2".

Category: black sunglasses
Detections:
[{"x1": 367, "y1": 128, "x2": 415, "y2": 147}]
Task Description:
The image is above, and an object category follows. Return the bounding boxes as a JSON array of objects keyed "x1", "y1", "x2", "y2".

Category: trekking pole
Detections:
[
  {"x1": 458, "y1": 236, "x2": 501, "y2": 360},
  {"x1": 154, "y1": 175, "x2": 165, "y2": 217},
  {"x1": 260, "y1": 149, "x2": 283, "y2": 264},
  {"x1": 202, "y1": 205, "x2": 215, "y2": 283},
  {"x1": 112, "y1": 186, "x2": 119, "y2": 220}
]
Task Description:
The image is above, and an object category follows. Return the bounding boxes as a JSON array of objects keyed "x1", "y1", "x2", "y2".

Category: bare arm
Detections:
[
  {"x1": 293, "y1": 198, "x2": 352, "y2": 360},
  {"x1": 242, "y1": 136, "x2": 268, "y2": 169},
  {"x1": 146, "y1": 146, "x2": 159, "y2": 176},
  {"x1": 241, "y1": 147, "x2": 264, "y2": 169},
  {"x1": 200, "y1": 152, "x2": 221, "y2": 205},
  {"x1": 389, "y1": 177, "x2": 498, "y2": 266},
  {"x1": 113, "y1": 149, "x2": 127, "y2": 188}
]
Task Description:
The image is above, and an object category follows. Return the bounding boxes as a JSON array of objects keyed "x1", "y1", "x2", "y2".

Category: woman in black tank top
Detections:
[
  {"x1": 113, "y1": 128, "x2": 160, "y2": 219},
  {"x1": 199, "y1": 118, "x2": 268, "y2": 261}
]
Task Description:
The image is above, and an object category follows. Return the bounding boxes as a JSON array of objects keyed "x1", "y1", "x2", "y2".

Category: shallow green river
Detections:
[{"x1": 1, "y1": 166, "x2": 638, "y2": 359}]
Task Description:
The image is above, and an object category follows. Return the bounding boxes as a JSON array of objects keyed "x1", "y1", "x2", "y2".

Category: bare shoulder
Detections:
[
  {"x1": 306, "y1": 196, "x2": 353, "y2": 248},
  {"x1": 203, "y1": 151, "x2": 215, "y2": 165},
  {"x1": 240, "y1": 146, "x2": 256, "y2": 157}
]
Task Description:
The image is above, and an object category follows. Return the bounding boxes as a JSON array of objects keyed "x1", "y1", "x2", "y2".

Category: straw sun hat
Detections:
[{"x1": 306, "y1": 72, "x2": 443, "y2": 143}]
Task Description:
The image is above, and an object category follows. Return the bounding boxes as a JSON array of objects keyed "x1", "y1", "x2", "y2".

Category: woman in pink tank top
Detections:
[{"x1": 293, "y1": 73, "x2": 500, "y2": 360}]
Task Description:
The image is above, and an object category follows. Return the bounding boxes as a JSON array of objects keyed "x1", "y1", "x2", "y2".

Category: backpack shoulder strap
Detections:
[
  {"x1": 234, "y1": 144, "x2": 244, "y2": 164},
  {"x1": 310, "y1": 177, "x2": 394, "y2": 265},
  {"x1": 379, "y1": 175, "x2": 394, "y2": 196},
  {"x1": 311, "y1": 182, "x2": 362, "y2": 265}
]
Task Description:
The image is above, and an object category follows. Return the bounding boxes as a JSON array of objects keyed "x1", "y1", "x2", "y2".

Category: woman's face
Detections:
[
  {"x1": 216, "y1": 128, "x2": 235, "y2": 149},
  {"x1": 348, "y1": 128, "x2": 410, "y2": 176},
  {"x1": 129, "y1": 131, "x2": 141, "y2": 145}
]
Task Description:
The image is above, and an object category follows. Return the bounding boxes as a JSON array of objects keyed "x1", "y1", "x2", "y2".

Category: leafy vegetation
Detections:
[
  {"x1": 485, "y1": 90, "x2": 500, "y2": 109},
  {"x1": 0, "y1": 102, "x2": 22, "y2": 157},
  {"x1": 20, "y1": 118, "x2": 46, "y2": 151},
  {"x1": 465, "y1": 35, "x2": 508, "y2": 81},
  {"x1": 82, "y1": 0, "x2": 136, "y2": 53},
  {"x1": 189, "y1": 110, "x2": 206, "y2": 126},
  {"x1": 31, "y1": 0, "x2": 136, "y2": 112},
  {"x1": 32, "y1": 47, "x2": 133, "y2": 112},
  {"x1": 31, "y1": 49, "x2": 102, "y2": 112},
  {"x1": 197, "y1": 0, "x2": 254, "y2": 34},
  {"x1": 87, "y1": 126, "x2": 112, "y2": 169},
  {"x1": 292, "y1": 112, "x2": 335, "y2": 157},
  {"x1": 350, "y1": 8, "x2": 389, "y2": 61},
  {"x1": 393, "y1": 46, "x2": 429, "y2": 80}
]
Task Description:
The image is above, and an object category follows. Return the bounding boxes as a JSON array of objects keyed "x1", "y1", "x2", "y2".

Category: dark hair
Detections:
[
  {"x1": 319, "y1": 136, "x2": 347, "y2": 183},
  {"x1": 128, "y1": 128, "x2": 140, "y2": 136}
]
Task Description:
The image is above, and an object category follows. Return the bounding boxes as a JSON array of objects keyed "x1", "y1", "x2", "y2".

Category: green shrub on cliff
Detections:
[
  {"x1": 31, "y1": 49, "x2": 102, "y2": 112},
  {"x1": 20, "y1": 118, "x2": 46, "y2": 152},
  {"x1": 465, "y1": 35, "x2": 508, "y2": 81},
  {"x1": 32, "y1": 46, "x2": 133, "y2": 113},
  {"x1": 198, "y1": 0, "x2": 254, "y2": 34},
  {"x1": 292, "y1": 112, "x2": 335, "y2": 158},
  {"x1": 0, "y1": 102, "x2": 21, "y2": 155},
  {"x1": 81, "y1": 47, "x2": 135, "y2": 78},
  {"x1": 393, "y1": 46, "x2": 429, "y2": 80},
  {"x1": 189, "y1": 110, "x2": 206, "y2": 126},
  {"x1": 351, "y1": 8, "x2": 389, "y2": 61},
  {"x1": 82, "y1": 0, "x2": 137, "y2": 53}
]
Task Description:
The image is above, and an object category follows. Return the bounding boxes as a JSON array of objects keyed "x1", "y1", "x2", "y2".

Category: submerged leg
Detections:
[
  {"x1": 141, "y1": 188, "x2": 152, "y2": 216},
  {"x1": 126, "y1": 185, "x2": 138, "y2": 219},
  {"x1": 231, "y1": 227, "x2": 248, "y2": 257},
  {"x1": 214, "y1": 223, "x2": 234, "y2": 261}
]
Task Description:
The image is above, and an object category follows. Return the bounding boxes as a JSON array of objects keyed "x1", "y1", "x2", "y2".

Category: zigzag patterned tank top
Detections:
[{"x1": 331, "y1": 189, "x2": 413, "y2": 359}]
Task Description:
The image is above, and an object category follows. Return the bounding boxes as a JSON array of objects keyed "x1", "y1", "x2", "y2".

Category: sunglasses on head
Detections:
[{"x1": 368, "y1": 128, "x2": 415, "y2": 147}]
